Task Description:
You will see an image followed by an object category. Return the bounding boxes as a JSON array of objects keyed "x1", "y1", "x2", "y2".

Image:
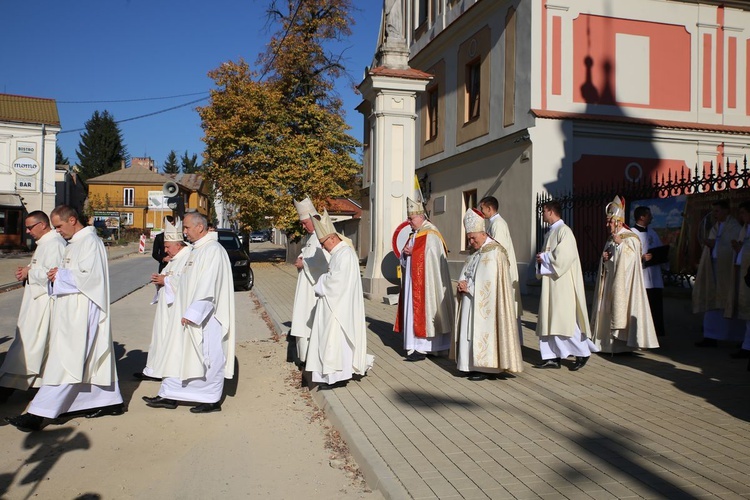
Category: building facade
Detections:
[
  {"x1": 359, "y1": 0, "x2": 750, "y2": 297},
  {"x1": 86, "y1": 161, "x2": 209, "y2": 232},
  {"x1": 0, "y1": 94, "x2": 60, "y2": 248}
]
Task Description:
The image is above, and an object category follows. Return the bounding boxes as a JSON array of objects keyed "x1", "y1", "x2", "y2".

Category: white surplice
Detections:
[
  {"x1": 143, "y1": 245, "x2": 191, "y2": 378},
  {"x1": 157, "y1": 232, "x2": 235, "y2": 404},
  {"x1": 307, "y1": 241, "x2": 371, "y2": 384},
  {"x1": 0, "y1": 230, "x2": 66, "y2": 390},
  {"x1": 28, "y1": 226, "x2": 122, "y2": 418},
  {"x1": 290, "y1": 231, "x2": 329, "y2": 363}
]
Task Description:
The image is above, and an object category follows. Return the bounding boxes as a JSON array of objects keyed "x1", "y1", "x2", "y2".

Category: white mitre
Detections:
[
  {"x1": 164, "y1": 218, "x2": 184, "y2": 242},
  {"x1": 406, "y1": 197, "x2": 425, "y2": 216},
  {"x1": 311, "y1": 209, "x2": 337, "y2": 241},
  {"x1": 463, "y1": 208, "x2": 486, "y2": 233},
  {"x1": 294, "y1": 196, "x2": 319, "y2": 221}
]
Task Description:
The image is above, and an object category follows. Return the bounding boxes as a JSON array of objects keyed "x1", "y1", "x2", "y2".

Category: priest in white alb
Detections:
[
  {"x1": 135, "y1": 217, "x2": 191, "y2": 381},
  {"x1": 143, "y1": 212, "x2": 235, "y2": 413},
  {"x1": 451, "y1": 208, "x2": 523, "y2": 381},
  {"x1": 534, "y1": 200, "x2": 598, "y2": 370},
  {"x1": 6, "y1": 205, "x2": 123, "y2": 432},
  {"x1": 693, "y1": 199, "x2": 744, "y2": 346},
  {"x1": 307, "y1": 210, "x2": 372, "y2": 389},
  {"x1": 0, "y1": 211, "x2": 66, "y2": 399},
  {"x1": 479, "y1": 195, "x2": 523, "y2": 343},
  {"x1": 290, "y1": 197, "x2": 329, "y2": 366}
]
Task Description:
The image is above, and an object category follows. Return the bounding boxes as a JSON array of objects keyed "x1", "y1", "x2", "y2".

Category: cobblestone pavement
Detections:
[{"x1": 251, "y1": 246, "x2": 750, "y2": 500}]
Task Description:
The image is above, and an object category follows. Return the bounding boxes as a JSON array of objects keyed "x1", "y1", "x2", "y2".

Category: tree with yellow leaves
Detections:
[{"x1": 199, "y1": 0, "x2": 360, "y2": 238}]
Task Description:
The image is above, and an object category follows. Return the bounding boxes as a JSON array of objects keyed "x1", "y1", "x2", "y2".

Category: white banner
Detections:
[{"x1": 148, "y1": 190, "x2": 169, "y2": 209}]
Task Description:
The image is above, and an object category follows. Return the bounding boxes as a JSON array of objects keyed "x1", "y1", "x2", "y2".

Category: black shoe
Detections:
[
  {"x1": 133, "y1": 372, "x2": 162, "y2": 382},
  {"x1": 5, "y1": 413, "x2": 44, "y2": 432},
  {"x1": 0, "y1": 386, "x2": 15, "y2": 404},
  {"x1": 467, "y1": 372, "x2": 496, "y2": 381},
  {"x1": 143, "y1": 396, "x2": 178, "y2": 409},
  {"x1": 695, "y1": 338, "x2": 718, "y2": 347},
  {"x1": 190, "y1": 402, "x2": 221, "y2": 414},
  {"x1": 85, "y1": 404, "x2": 124, "y2": 419},
  {"x1": 730, "y1": 349, "x2": 750, "y2": 359},
  {"x1": 533, "y1": 358, "x2": 561, "y2": 369},
  {"x1": 570, "y1": 356, "x2": 589, "y2": 371},
  {"x1": 405, "y1": 352, "x2": 426, "y2": 362},
  {"x1": 317, "y1": 381, "x2": 348, "y2": 391}
]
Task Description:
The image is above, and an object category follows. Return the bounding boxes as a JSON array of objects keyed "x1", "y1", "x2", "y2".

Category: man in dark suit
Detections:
[{"x1": 152, "y1": 216, "x2": 175, "y2": 272}]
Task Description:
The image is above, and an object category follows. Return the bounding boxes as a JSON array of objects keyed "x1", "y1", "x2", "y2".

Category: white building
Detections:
[
  {"x1": 358, "y1": 0, "x2": 750, "y2": 299},
  {"x1": 0, "y1": 93, "x2": 60, "y2": 248}
]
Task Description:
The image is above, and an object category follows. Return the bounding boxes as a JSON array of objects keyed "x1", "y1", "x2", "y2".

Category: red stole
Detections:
[{"x1": 394, "y1": 231, "x2": 432, "y2": 338}]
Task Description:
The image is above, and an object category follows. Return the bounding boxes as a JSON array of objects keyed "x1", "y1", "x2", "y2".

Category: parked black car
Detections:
[{"x1": 216, "y1": 229, "x2": 254, "y2": 290}]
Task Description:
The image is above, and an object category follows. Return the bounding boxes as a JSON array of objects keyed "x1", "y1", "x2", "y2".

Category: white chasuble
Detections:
[
  {"x1": 591, "y1": 229, "x2": 659, "y2": 353},
  {"x1": 43, "y1": 226, "x2": 118, "y2": 386},
  {"x1": 28, "y1": 226, "x2": 122, "y2": 418},
  {"x1": 452, "y1": 240, "x2": 523, "y2": 374},
  {"x1": 307, "y1": 241, "x2": 369, "y2": 383},
  {"x1": 0, "y1": 230, "x2": 66, "y2": 390},
  {"x1": 163, "y1": 232, "x2": 235, "y2": 383},
  {"x1": 693, "y1": 216, "x2": 741, "y2": 314},
  {"x1": 290, "y1": 231, "x2": 329, "y2": 363},
  {"x1": 144, "y1": 245, "x2": 191, "y2": 377}
]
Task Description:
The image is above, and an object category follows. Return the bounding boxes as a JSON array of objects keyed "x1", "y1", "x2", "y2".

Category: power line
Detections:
[
  {"x1": 58, "y1": 92, "x2": 209, "y2": 104},
  {"x1": 58, "y1": 96, "x2": 209, "y2": 135},
  {"x1": 0, "y1": 91, "x2": 208, "y2": 104}
]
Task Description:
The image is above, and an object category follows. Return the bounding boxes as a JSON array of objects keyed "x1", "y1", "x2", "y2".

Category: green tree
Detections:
[
  {"x1": 55, "y1": 145, "x2": 69, "y2": 165},
  {"x1": 75, "y1": 110, "x2": 128, "y2": 180},
  {"x1": 181, "y1": 151, "x2": 200, "y2": 173},
  {"x1": 199, "y1": 0, "x2": 360, "y2": 235},
  {"x1": 163, "y1": 150, "x2": 179, "y2": 174}
]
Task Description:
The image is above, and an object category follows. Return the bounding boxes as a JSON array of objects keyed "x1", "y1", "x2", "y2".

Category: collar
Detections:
[
  {"x1": 633, "y1": 224, "x2": 647, "y2": 232},
  {"x1": 191, "y1": 231, "x2": 218, "y2": 248}
]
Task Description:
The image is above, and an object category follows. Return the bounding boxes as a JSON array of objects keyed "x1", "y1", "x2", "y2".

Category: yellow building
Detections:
[{"x1": 86, "y1": 162, "x2": 209, "y2": 231}]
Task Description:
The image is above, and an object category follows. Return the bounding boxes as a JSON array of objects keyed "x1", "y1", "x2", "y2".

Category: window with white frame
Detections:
[
  {"x1": 121, "y1": 212, "x2": 134, "y2": 226},
  {"x1": 123, "y1": 188, "x2": 134, "y2": 207}
]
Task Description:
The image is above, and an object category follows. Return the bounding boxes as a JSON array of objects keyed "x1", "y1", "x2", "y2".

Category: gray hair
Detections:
[{"x1": 184, "y1": 211, "x2": 208, "y2": 231}]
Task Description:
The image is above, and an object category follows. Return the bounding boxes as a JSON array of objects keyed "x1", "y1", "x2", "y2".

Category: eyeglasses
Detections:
[{"x1": 25, "y1": 221, "x2": 43, "y2": 231}]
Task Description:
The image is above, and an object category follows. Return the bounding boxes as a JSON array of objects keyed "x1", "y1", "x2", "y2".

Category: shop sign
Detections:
[
  {"x1": 16, "y1": 177, "x2": 36, "y2": 190},
  {"x1": 12, "y1": 157, "x2": 40, "y2": 176}
]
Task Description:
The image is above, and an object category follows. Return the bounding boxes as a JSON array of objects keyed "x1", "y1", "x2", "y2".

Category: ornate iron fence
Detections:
[{"x1": 536, "y1": 156, "x2": 750, "y2": 285}]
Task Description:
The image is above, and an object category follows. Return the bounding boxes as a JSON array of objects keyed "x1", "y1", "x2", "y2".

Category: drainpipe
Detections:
[{"x1": 39, "y1": 124, "x2": 46, "y2": 212}]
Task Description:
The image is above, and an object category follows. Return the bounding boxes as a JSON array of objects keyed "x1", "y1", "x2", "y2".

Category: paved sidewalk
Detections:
[{"x1": 252, "y1": 257, "x2": 750, "y2": 500}]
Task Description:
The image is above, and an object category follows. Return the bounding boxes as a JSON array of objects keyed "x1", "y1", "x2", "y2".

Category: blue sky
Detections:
[{"x1": 1, "y1": 0, "x2": 381, "y2": 170}]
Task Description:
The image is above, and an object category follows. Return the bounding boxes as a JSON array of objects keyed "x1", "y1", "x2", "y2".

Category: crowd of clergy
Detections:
[
  {"x1": 2, "y1": 193, "x2": 747, "y2": 431},
  {"x1": 1, "y1": 206, "x2": 235, "y2": 432},
  {"x1": 376, "y1": 194, "x2": 750, "y2": 380}
]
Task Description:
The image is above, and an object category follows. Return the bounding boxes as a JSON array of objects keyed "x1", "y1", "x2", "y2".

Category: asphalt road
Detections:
[{"x1": 0, "y1": 254, "x2": 155, "y2": 343}]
